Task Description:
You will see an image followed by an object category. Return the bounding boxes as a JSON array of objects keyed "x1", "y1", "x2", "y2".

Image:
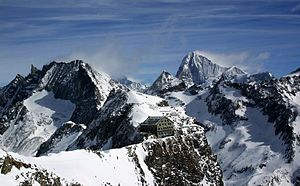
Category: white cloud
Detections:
[
  {"x1": 195, "y1": 50, "x2": 270, "y2": 73},
  {"x1": 26, "y1": 14, "x2": 128, "y2": 21},
  {"x1": 57, "y1": 37, "x2": 140, "y2": 79},
  {"x1": 256, "y1": 52, "x2": 270, "y2": 60}
]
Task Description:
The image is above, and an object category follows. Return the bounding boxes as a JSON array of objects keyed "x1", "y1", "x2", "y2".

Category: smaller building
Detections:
[{"x1": 139, "y1": 116, "x2": 174, "y2": 138}]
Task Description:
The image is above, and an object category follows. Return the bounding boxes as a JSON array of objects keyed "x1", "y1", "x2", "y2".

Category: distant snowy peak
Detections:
[
  {"x1": 248, "y1": 72, "x2": 273, "y2": 82},
  {"x1": 117, "y1": 76, "x2": 146, "y2": 91},
  {"x1": 176, "y1": 51, "x2": 228, "y2": 85},
  {"x1": 148, "y1": 70, "x2": 186, "y2": 94},
  {"x1": 152, "y1": 71, "x2": 182, "y2": 89},
  {"x1": 221, "y1": 66, "x2": 246, "y2": 80}
]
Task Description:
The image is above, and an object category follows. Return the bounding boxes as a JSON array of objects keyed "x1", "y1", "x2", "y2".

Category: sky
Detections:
[{"x1": 0, "y1": 0, "x2": 300, "y2": 85}]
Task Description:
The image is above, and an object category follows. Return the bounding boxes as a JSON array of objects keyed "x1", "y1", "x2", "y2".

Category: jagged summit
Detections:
[
  {"x1": 176, "y1": 51, "x2": 228, "y2": 85},
  {"x1": 221, "y1": 66, "x2": 246, "y2": 80},
  {"x1": 148, "y1": 70, "x2": 186, "y2": 94},
  {"x1": 117, "y1": 76, "x2": 146, "y2": 91},
  {"x1": 152, "y1": 71, "x2": 180, "y2": 89}
]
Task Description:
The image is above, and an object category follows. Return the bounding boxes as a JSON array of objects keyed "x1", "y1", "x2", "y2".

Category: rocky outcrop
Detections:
[{"x1": 144, "y1": 132, "x2": 223, "y2": 185}]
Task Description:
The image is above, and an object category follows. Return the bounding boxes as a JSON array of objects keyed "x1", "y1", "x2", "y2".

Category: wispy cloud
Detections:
[
  {"x1": 24, "y1": 14, "x2": 129, "y2": 21},
  {"x1": 56, "y1": 37, "x2": 140, "y2": 79},
  {"x1": 195, "y1": 50, "x2": 271, "y2": 73},
  {"x1": 256, "y1": 52, "x2": 270, "y2": 60},
  {"x1": 0, "y1": 0, "x2": 299, "y2": 83}
]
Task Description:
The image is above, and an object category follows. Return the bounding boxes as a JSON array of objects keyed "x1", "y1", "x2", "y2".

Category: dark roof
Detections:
[{"x1": 141, "y1": 116, "x2": 172, "y2": 126}]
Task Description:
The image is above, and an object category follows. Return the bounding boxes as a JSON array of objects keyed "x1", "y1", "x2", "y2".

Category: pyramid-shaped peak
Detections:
[
  {"x1": 148, "y1": 70, "x2": 183, "y2": 94},
  {"x1": 176, "y1": 51, "x2": 228, "y2": 84}
]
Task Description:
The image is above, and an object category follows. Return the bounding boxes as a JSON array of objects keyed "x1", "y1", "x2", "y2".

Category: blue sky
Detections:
[{"x1": 1, "y1": 0, "x2": 300, "y2": 85}]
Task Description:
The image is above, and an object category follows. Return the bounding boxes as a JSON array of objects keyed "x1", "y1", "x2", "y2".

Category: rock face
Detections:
[
  {"x1": 40, "y1": 60, "x2": 115, "y2": 124},
  {"x1": 143, "y1": 132, "x2": 223, "y2": 186},
  {"x1": 68, "y1": 89, "x2": 143, "y2": 151},
  {"x1": 176, "y1": 51, "x2": 228, "y2": 85}
]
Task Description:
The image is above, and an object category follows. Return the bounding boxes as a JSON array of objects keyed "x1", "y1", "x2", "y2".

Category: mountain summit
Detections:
[
  {"x1": 176, "y1": 51, "x2": 228, "y2": 84},
  {"x1": 148, "y1": 71, "x2": 186, "y2": 94}
]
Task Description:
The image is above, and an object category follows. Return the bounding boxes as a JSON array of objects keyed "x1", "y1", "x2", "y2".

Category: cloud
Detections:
[
  {"x1": 25, "y1": 14, "x2": 129, "y2": 21},
  {"x1": 56, "y1": 37, "x2": 140, "y2": 79},
  {"x1": 195, "y1": 50, "x2": 270, "y2": 73},
  {"x1": 256, "y1": 52, "x2": 270, "y2": 60}
]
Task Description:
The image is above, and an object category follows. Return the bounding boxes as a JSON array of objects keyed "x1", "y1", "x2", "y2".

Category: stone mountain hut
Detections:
[{"x1": 139, "y1": 116, "x2": 174, "y2": 138}]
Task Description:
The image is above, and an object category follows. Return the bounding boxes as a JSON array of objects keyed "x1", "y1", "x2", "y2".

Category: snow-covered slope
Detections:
[
  {"x1": 176, "y1": 51, "x2": 228, "y2": 85},
  {"x1": 0, "y1": 69, "x2": 223, "y2": 185},
  {"x1": 163, "y1": 69, "x2": 300, "y2": 185},
  {"x1": 0, "y1": 90, "x2": 75, "y2": 156},
  {"x1": 0, "y1": 123, "x2": 223, "y2": 186}
]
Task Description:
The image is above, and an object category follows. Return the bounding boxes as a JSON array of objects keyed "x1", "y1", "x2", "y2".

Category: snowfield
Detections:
[
  {"x1": 0, "y1": 147, "x2": 154, "y2": 186},
  {"x1": 0, "y1": 90, "x2": 75, "y2": 156},
  {"x1": 166, "y1": 86, "x2": 300, "y2": 186}
]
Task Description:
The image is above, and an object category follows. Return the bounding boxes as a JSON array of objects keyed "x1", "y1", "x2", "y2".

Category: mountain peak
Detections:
[
  {"x1": 176, "y1": 51, "x2": 228, "y2": 84},
  {"x1": 221, "y1": 66, "x2": 246, "y2": 80},
  {"x1": 117, "y1": 76, "x2": 146, "y2": 91},
  {"x1": 148, "y1": 70, "x2": 185, "y2": 94}
]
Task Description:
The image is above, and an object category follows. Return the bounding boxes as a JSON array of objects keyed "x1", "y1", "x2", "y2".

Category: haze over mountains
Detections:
[{"x1": 0, "y1": 51, "x2": 299, "y2": 185}]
